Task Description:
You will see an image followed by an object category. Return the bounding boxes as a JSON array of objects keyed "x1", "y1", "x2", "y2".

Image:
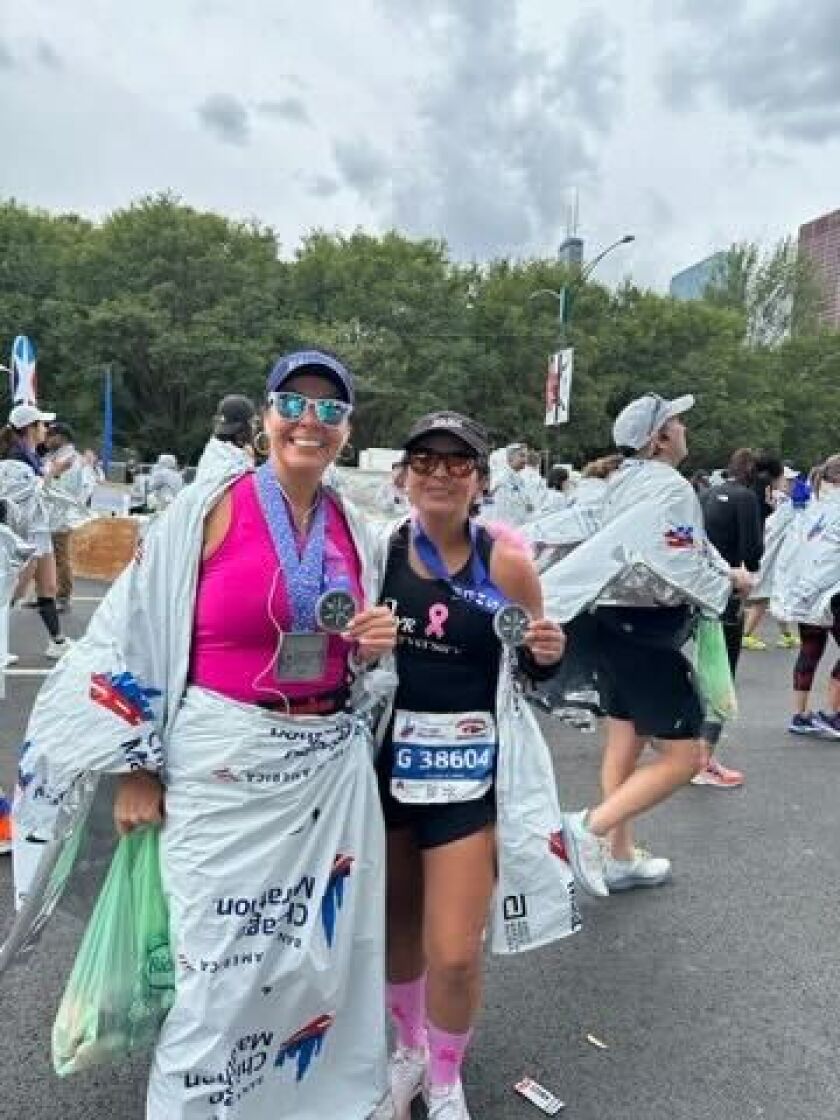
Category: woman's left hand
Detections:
[
  {"x1": 523, "y1": 618, "x2": 566, "y2": 666},
  {"x1": 344, "y1": 605, "x2": 399, "y2": 661}
]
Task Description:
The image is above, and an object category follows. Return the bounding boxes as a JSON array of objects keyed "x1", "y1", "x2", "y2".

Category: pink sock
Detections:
[
  {"x1": 427, "y1": 1022, "x2": 472, "y2": 1088},
  {"x1": 387, "y1": 975, "x2": 427, "y2": 1049}
]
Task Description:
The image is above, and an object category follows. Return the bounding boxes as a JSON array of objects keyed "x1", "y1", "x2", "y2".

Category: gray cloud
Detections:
[
  {"x1": 647, "y1": 191, "x2": 676, "y2": 232},
  {"x1": 256, "y1": 97, "x2": 310, "y2": 126},
  {"x1": 660, "y1": 1, "x2": 840, "y2": 141},
  {"x1": 197, "y1": 93, "x2": 250, "y2": 145},
  {"x1": 35, "y1": 39, "x2": 63, "y2": 70},
  {"x1": 341, "y1": 1, "x2": 623, "y2": 258},
  {"x1": 333, "y1": 137, "x2": 390, "y2": 198},
  {"x1": 0, "y1": 42, "x2": 14, "y2": 70},
  {"x1": 308, "y1": 175, "x2": 340, "y2": 198}
]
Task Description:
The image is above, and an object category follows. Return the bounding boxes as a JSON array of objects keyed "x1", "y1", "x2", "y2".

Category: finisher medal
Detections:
[
  {"x1": 493, "y1": 604, "x2": 532, "y2": 647},
  {"x1": 316, "y1": 589, "x2": 357, "y2": 634}
]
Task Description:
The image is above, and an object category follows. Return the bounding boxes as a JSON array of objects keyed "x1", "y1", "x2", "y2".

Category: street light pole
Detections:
[
  {"x1": 579, "y1": 234, "x2": 636, "y2": 285},
  {"x1": 529, "y1": 234, "x2": 635, "y2": 450},
  {"x1": 529, "y1": 233, "x2": 635, "y2": 338}
]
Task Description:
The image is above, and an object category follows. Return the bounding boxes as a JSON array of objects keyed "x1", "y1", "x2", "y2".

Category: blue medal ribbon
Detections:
[
  {"x1": 255, "y1": 464, "x2": 350, "y2": 632},
  {"x1": 412, "y1": 520, "x2": 508, "y2": 615}
]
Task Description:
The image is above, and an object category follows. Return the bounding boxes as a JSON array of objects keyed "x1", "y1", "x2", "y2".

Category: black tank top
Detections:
[{"x1": 380, "y1": 523, "x2": 501, "y2": 715}]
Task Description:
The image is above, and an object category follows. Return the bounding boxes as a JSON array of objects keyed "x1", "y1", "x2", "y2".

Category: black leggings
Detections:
[
  {"x1": 720, "y1": 596, "x2": 744, "y2": 677},
  {"x1": 794, "y1": 621, "x2": 840, "y2": 693},
  {"x1": 37, "y1": 596, "x2": 61, "y2": 640}
]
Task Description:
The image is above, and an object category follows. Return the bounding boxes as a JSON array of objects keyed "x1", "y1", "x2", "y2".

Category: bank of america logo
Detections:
[
  {"x1": 275, "y1": 1014, "x2": 334, "y2": 1081},
  {"x1": 321, "y1": 854, "x2": 354, "y2": 947}
]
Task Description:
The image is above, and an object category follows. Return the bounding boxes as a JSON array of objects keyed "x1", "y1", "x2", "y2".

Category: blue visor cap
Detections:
[{"x1": 266, "y1": 350, "x2": 354, "y2": 404}]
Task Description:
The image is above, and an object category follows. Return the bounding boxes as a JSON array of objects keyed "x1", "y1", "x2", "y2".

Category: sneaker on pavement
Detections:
[
  {"x1": 426, "y1": 1080, "x2": 472, "y2": 1120},
  {"x1": 604, "y1": 847, "x2": 672, "y2": 892},
  {"x1": 389, "y1": 1046, "x2": 426, "y2": 1120},
  {"x1": 813, "y1": 711, "x2": 840, "y2": 740},
  {"x1": 3, "y1": 653, "x2": 19, "y2": 667},
  {"x1": 788, "y1": 713, "x2": 823, "y2": 737},
  {"x1": 44, "y1": 638, "x2": 73, "y2": 661},
  {"x1": 741, "y1": 634, "x2": 767, "y2": 650},
  {"x1": 560, "y1": 810, "x2": 608, "y2": 897},
  {"x1": 690, "y1": 757, "x2": 745, "y2": 788}
]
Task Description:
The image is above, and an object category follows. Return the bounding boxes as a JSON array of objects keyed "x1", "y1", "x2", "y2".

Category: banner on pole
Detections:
[
  {"x1": 544, "y1": 348, "x2": 573, "y2": 426},
  {"x1": 10, "y1": 336, "x2": 38, "y2": 405}
]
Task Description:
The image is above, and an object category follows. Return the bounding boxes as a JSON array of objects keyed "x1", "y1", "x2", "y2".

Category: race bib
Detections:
[{"x1": 390, "y1": 709, "x2": 497, "y2": 804}]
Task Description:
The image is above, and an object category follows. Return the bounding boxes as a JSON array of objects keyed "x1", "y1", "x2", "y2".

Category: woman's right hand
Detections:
[
  {"x1": 730, "y1": 565, "x2": 754, "y2": 597},
  {"x1": 114, "y1": 771, "x2": 165, "y2": 835}
]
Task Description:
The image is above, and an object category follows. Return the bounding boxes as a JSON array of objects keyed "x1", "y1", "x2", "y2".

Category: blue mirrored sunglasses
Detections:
[{"x1": 268, "y1": 391, "x2": 353, "y2": 427}]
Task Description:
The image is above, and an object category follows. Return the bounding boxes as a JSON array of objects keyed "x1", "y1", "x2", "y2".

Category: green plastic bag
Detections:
[
  {"x1": 694, "y1": 618, "x2": 738, "y2": 721},
  {"x1": 52, "y1": 826, "x2": 174, "y2": 1076}
]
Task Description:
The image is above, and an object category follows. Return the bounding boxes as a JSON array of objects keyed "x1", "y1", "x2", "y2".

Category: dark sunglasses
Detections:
[
  {"x1": 268, "y1": 390, "x2": 353, "y2": 427},
  {"x1": 405, "y1": 448, "x2": 479, "y2": 479}
]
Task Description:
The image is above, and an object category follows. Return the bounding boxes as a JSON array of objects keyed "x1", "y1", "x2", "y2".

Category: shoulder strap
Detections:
[
  {"x1": 383, "y1": 520, "x2": 411, "y2": 582},
  {"x1": 474, "y1": 524, "x2": 494, "y2": 571}
]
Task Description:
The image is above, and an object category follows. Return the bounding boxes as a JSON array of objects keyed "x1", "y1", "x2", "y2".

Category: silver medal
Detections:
[
  {"x1": 316, "y1": 589, "x2": 357, "y2": 634},
  {"x1": 493, "y1": 603, "x2": 532, "y2": 647}
]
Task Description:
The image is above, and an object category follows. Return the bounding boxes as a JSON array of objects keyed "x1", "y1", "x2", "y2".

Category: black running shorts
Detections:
[
  {"x1": 375, "y1": 743, "x2": 496, "y2": 849},
  {"x1": 593, "y1": 607, "x2": 705, "y2": 740}
]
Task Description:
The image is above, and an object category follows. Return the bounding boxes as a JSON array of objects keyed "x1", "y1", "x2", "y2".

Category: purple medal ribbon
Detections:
[
  {"x1": 255, "y1": 463, "x2": 334, "y2": 632},
  {"x1": 412, "y1": 521, "x2": 508, "y2": 615}
]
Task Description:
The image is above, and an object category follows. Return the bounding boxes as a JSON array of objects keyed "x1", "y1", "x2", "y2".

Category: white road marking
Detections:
[{"x1": 3, "y1": 668, "x2": 54, "y2": 677}]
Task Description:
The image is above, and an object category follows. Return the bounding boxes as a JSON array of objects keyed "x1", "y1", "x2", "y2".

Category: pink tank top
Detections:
[{"x1": 190, "y1": 475, "x2": 363, "y2": 704}]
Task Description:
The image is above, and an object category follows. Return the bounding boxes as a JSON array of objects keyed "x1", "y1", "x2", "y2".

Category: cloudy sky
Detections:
[{"x1": 2, "y1": 0, "x2": 840, "y2": 290}]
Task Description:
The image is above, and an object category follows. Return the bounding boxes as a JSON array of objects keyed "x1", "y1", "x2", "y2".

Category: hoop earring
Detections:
[{"x1": 253, "y1": 430, "x2": 270, "y2": 457}]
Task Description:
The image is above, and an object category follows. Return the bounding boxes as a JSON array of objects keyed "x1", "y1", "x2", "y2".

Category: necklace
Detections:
[{"x1": 277, "y1": 482, "x2": 320, "y2": 532}]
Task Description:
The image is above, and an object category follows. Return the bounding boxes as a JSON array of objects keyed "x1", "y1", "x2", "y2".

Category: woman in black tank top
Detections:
[{"x1": 379, "y1": 411, "x2": 565, "y2": 1120}]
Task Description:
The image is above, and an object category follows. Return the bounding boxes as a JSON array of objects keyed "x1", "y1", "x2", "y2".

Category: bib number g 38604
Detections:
[{"x1": 390, "y1": 709, "x2": 496, "y2": 804}]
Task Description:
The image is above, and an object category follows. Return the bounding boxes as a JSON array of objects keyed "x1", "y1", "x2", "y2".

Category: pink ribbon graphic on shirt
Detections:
[{"x1": 425, "y1": 602, "x2": 449, "y2": 639}]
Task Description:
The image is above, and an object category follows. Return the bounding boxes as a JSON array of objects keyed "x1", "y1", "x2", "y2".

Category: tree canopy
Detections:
[{"x1": 1, "y1": 195, "x2": 837, "y2": 470}]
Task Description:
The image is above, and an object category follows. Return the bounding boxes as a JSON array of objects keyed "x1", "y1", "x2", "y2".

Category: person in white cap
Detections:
[
  {"x1": 0, "y1": 404, "x2": 73, "y2": 658},
  {"x1": 544, "y1": 393, "x2": 752, "y2": 894},
  {"x1": 484, "y1": 443, "x2": 538, "y2": 526},
  {"x1": 147, "y1": 452, "x2": 184, "y2": 510}
]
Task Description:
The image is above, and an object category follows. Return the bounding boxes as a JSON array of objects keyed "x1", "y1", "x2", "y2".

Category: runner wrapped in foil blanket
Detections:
[
  {"x1": 748, "y1": 498, "x2": 801, "y2": 602},
  {"x1": 537, "y1": 460, "x2": 731, "y2": 715},
  {"x1": 2, "y1": 461, "x2": 397, "y2": 1120},
  {"x1": 771, "y1": 489, "x2": 840, "y2": 625},
  {"x1": 542, "y1": 459, "x2": 731, "y2": 622}
]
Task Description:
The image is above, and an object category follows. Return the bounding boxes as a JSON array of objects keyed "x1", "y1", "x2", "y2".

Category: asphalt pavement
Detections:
[{"x1": 2, "y1": 595, "x2": 839, "y2": 1120}]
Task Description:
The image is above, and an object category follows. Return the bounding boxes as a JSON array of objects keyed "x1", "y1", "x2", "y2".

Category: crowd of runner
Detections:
[{"x1": 1, "y1": 353, "x2": 839, "y2": 1119}]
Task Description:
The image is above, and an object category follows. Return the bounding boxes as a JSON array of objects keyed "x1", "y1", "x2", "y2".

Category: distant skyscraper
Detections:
[
  {"x1": 558, "y1": 237, "x2": 583, "y2": 267},
  {"x1": 669, "y1": 252, "x2": 727, "y2": 301},
  {"x1": 798, "y1": 209, "x2": 840, "y2": 330}
]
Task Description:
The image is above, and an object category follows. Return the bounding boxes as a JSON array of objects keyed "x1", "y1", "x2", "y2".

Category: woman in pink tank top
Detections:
[{"x1": 105, "y1": 351, "x2": 398, "y2": 1118}]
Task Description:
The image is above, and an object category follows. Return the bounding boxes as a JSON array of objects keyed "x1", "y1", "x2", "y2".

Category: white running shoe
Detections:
[
  {"x1": 3, "y1": 653, "x2": 19, "y2": 667},
  {"x1": 560, "y1": 810, "x2": 608, "y2": 897},
  {"x1": 389, "y1": 1045, "x2": 426, "y2": 1119},
  {"x1": 44, "y1": 638, "x2": 73, "y2": 661},
  {"x1": 427, "y1": 1080, "x2": 472, "y2": 1120},
  {"x1": 605, "y1": 848, "x2": 672, "y2": 892}
]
